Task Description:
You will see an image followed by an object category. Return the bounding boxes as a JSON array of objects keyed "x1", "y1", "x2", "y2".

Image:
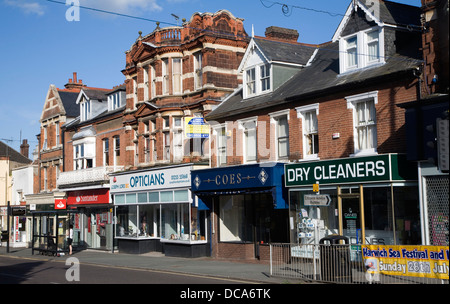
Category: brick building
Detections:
[
  {"x1": 109, "y1": 10, "x2": 250, "y2": 256},
  {"x1": 398, "y1": 0, "x2": 448, "y2": 246},
  {"x1": 192, "y1": 0, "x2": 426, "y2": 260}
]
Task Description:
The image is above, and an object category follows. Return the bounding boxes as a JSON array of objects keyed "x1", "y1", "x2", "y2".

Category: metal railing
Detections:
[{"x1": 269, "y1": 243, "x2": 449, "y2": 284}]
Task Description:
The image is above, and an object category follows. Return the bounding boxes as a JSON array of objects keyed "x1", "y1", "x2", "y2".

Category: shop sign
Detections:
[
  {"x1": 192, "y1": 163, "x2": 283, "y2": 192},
  {"x1": 285, "y1": 154, "x2": 416, "y2": 187},
  {"x1": 67, "y1": 189, "x2": 110, "y2": 205},
  {"x1": 362, "y1": 245, "x2": 449, "y2": 280},
  {"x1": 110, "y1": 165, "x2": 192, "y2": 193},
  {"x1": 185, "y1": 117, "x2": 209, "y2": 138},
  {"x1": 55, "y1": 199, "x2": 67, "y2": 210}
]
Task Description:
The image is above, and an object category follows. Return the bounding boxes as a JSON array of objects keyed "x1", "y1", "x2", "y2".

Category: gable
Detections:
[
  {"x1": 40, "y1": 85, "x2": 66, "y2": 122},
  {"x1": 238, "y1": 39, "x2": 269, "y2": 72}
]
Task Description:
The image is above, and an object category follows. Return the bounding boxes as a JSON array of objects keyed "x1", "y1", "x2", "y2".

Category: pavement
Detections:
[{"x1": 0, "y1": 246, "x2": 305, "y2": 284}]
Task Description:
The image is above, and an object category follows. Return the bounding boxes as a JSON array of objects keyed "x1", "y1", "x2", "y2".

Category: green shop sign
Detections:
[{"x1": 285, "y1": 154, "x2": 416, "y2": 187}]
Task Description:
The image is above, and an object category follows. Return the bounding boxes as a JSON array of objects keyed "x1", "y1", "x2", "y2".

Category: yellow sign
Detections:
[
  {"x1": 362, "y1": 245, "x2": 449, "y2": 280},
  {"x1": 185, "y1": 117, "x2": 209, "y2": 138},
  {"x1": 312, "y1": 183, "x2": 319, "y2": 192}
]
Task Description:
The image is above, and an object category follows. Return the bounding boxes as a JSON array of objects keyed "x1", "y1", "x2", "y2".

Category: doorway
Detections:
[{"x1": 338, "y1": 186, "x2": 365, "y2": 244}]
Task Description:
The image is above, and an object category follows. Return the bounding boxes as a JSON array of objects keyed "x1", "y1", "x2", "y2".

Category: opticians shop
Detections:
[
  {"x1": 109, "y1": 164, "x2": 209, "y2": 257},
  {"x1": 284, "y1": 154, "x2": 421, "y2": 249}
]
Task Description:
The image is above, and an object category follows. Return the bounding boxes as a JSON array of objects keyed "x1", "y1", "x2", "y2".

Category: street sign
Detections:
[{"x1": 304, "y1": 194, "x2": 331, "y2": 206}]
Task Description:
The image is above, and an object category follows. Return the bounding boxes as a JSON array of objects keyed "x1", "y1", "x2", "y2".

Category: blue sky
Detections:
[{"x1": 0, "y1": 0, "x2": 420, "y2": 155}]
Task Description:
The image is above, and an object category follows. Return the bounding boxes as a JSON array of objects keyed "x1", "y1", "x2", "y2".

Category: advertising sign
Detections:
[
  {"x1": 55, "y1": 199, "x2": 67, "y2": 210},
  {"x1": 285, "y1": 154, "x2": 416, "y2": 187},
  {"x1": 110, "y1": 165, "x2": 192, "y2": 193},
  {"x1": 185, "y1": 117, "x2": 209, "y2": 138},
  {"x1": 67, "y1": 189, "x2": 110, "y2": 205},
  {"x1": 362, "y1": 245, "x2": 449, "y2": 280}
]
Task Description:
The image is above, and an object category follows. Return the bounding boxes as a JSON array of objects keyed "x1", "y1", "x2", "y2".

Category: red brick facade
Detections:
[{"x1": 121, "y1": 10, "x2": 249, "y2": 169}]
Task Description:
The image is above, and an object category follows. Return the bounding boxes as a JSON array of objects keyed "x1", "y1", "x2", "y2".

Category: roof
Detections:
[
  {"x1": 78, "y1": 88, "x2": 111, "y2": 103},
  {"x1": 333, "y1": 0, "x2": 421, "y2": 41},
  {"x1": 207, "y1": 40, "x2": 422, "y2": 120},
  {"x1": 253, "y1": 37, "x2": 316, "y2": 65},
  {"x1": 0, "y1": 141, "x2": 32, "y2": 164},
  {"x1": 57, "y1": 90, "x2": 80, "y2": 117}
]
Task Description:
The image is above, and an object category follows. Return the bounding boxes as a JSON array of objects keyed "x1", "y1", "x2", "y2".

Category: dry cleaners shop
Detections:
[
  {"x1": 110, "y1": 164, "x2": 208, "y2": 257},
  {"x1": 285, "y1": 154, "x2": 421, "y2": 247}
]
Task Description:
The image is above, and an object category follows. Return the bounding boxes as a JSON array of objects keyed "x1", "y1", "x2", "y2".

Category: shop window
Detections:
[
  {"x1": 161, "y1": 203, "x2": 190, "y2": 240},
  {"x1": 219, "y1": 194, "x2": 288, "y2": 243}
]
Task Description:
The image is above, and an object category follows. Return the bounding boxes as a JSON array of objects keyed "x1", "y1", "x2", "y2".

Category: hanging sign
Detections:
[{"x1": 55, "y1": 199, "x2": 67, "y2": 210}]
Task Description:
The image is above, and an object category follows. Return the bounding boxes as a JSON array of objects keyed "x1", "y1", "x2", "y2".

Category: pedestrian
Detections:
[{"x1": 67, "y1": 225, "x2": 73, "y2": 255}]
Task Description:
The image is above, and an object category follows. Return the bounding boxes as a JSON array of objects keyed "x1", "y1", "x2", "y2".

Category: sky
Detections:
[{"x1": 0, "y1": 0, "x2": 421, "y2": 155}]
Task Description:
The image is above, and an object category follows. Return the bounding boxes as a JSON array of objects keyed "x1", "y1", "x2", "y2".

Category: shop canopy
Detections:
[{"x1": 191, "y1": 162, "x2": 288, "y2": 209}]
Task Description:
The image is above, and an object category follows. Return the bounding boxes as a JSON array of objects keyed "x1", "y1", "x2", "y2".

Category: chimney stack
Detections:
[
  {"x1": 64, "y1": 72, "x2": 85, "y2": 90},
  {"x1": 265, "y1": 26, "x2": 299, "y2": 42},
  {"x1": 20, "y1": 139, "x2": 29, "y2": 159}
]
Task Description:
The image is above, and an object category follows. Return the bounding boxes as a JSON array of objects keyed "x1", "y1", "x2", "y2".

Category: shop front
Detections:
[
  {"x1": 191, "y1": 162, "x2": 289, "y2": 261},
  {"x1": 285, "y1": 154, "x2": 420, "y2": 251},
  {"x1": 65, "y1": 188, "x2": 113, "y2": 251},
  {"x1": 110, "y1": 164, "x2": 209, "y2": 257}
]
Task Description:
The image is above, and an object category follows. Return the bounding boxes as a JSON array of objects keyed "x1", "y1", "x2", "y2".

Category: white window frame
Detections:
[
  {"x1": 214, "y1": 124, "x2": 227, "y2": 167},
  {"x1": 339, "y1": 27, "x2": 384, "y2": 74},
  {"x1": 243, "y1": 63, "x2": 272, "y2": 99},
  {"x1": 113, "y1": 136, "x2": 120, "y2": 167},
  {"x1": 150, "y1": 64, "x2": 156, "y2": 99},
  {"x1": 81, "y1": 99, "x2": 91, "y2": 122},
  {"x1": 173, "y1": 117, "x2": 183, "y2": 162},
  {"x1": 103, "y1": 138, "x2": 109, "y2": 166},
  {"x1": 346, "y1": 91, "x2": 378, "y2": 156},
  {"x1": 162, "y1": 58, "x2": 169, "y2": 95},
  {"x1": 296, "y1": 104, "x2": 320, "y2": 160},
  {"x1": 194, "y1": 52, "x2": 203, "y2": 90},
  {"x1": 143, "y1": 65, "x2": 149, "y2": 101},
  {"x1": 238, "y1": 117, "x2": 258, "y2": 164},
  {"x1": 172, "y1": 58, "x2": 182, "y2": 95},
  {"x1": 55, "y1": 123, "x2": 60, "y2": 146},
  {"x1": 270, "y1": 109, "x2": 290, "y2": 161}
]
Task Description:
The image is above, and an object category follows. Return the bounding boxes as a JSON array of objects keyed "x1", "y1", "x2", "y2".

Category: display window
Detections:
[
  {"x1": 218, "y1": 193, "x2": 289, "y2": 244},
  {"x1": 289, "y1": 184, "x2": 420, "y2": 246},
  {"x1": 113, "y1": 189, "x2": 207, "y2": 244}
]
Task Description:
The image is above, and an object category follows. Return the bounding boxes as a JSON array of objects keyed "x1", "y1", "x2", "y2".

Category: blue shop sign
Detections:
[{"x1": 191, "y1": 163, "x2": 287, "y2": 209}]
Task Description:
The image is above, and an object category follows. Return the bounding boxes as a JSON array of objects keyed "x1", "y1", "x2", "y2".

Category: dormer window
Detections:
[
  {"x1": 81, "y1": 99, "x2": 91, "y2": 121},
  {"x1": 244, "y1": 63, "x2": 272, "y2": 99},
  {"x1": 339, "y1": 27, "x2": 384, "y2": 74}
]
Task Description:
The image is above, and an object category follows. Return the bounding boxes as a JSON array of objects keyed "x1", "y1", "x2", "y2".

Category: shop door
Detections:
[{"x1": 341, "y1": 196, "x2": 361, "y2": 244}]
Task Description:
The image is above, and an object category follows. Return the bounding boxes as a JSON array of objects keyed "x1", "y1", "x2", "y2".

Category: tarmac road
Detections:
[{"x1": 0, "y1": 255, "x2": 254, "y2": 284}]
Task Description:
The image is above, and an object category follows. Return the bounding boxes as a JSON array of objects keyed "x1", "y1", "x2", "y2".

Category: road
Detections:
[{"x1": 0, "y1": 256, "x2": 256, "y2": 284}]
